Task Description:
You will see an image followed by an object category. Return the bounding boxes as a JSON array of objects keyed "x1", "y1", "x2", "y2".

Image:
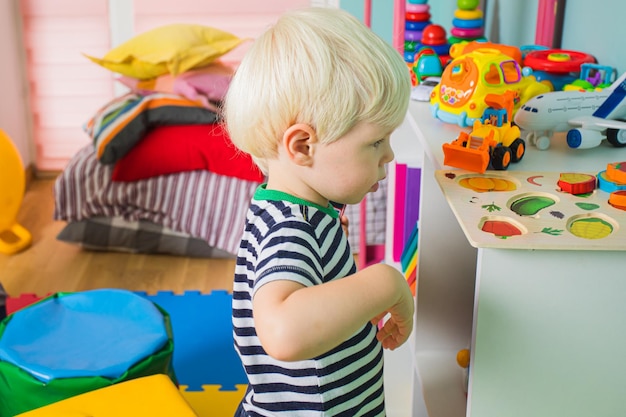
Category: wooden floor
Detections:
[{"x1": 0, "y1": 178, "x2": 236, "y2": 298}]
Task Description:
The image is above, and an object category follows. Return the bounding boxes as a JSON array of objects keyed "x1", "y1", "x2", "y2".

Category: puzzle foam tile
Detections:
[
  {"x1": 180, "y1": 384, "x2": 247, "y2": 417},
  {"x1": 16, "y1": 374, "x2": 197, "y2": 417},
  {"x1": 6, "y1": 293, "x2": 44, "y2": 314},
  {"x1": 136, "y1": 290, "x2": 247, "y2": 391}
]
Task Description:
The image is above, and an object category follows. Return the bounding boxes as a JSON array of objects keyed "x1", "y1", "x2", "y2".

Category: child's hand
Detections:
[
  {"x1": 372, "y1": 278, "x2": 414, "y2": 350},
  {"x1": 340, "y1": 214, "x2": 349, "y2": 237}
]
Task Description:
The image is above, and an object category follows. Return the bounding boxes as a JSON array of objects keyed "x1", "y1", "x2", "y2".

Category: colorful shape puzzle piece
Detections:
[
  {"x1": 557, "y1": 172, "x2": 596, "y2": 195},
  {"x1": 136, "y1": 290, "x2": 247, "y2": 391}
]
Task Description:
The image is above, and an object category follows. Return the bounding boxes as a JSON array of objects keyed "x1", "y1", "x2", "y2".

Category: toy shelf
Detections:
[{"x1": 393, "y1": 100, "x2": 626, "y2": 417}]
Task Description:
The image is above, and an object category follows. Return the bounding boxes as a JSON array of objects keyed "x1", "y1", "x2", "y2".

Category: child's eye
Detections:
[{"x1": 373, "y1": 139, "x2": 384, "y2": 148}]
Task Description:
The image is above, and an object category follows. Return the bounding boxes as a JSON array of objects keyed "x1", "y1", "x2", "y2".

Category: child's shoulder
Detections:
[{"x1": 250, "y1": 198, "x2": 332, "y2": 228}]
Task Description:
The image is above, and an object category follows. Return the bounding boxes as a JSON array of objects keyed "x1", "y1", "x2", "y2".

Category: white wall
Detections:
[{"x1": 0, "y1": 0, "x2": 33, "y2": 167}]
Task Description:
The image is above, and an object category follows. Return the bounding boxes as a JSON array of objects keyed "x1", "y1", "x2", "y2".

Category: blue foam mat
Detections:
[{"x1": 135, "y1": 290, "x2": 247, "y2": 391}]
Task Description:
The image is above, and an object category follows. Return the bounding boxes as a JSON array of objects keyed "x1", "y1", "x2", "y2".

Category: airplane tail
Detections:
[{"x1": 593, "y1": 72, "x2": 626, "y2": 120}]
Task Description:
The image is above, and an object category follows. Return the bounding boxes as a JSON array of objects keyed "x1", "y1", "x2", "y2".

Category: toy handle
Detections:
[{"x1": 0, "y1": 222, "x2": 32, "y2": 255}]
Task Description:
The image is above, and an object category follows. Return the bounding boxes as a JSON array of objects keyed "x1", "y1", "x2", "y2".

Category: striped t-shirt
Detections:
[{"x1": 232, "y1": 185, "x2": 385, "y2": 416}]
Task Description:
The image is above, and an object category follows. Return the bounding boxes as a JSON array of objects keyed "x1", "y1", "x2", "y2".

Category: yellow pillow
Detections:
[{"x1": 84, "y1": 23, "x2": 245, "y2": 80}]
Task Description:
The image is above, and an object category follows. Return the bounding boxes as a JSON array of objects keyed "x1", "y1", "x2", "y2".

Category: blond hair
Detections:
[{"x1": 223, "y1": 7, "x2": 411, "y2": 174}]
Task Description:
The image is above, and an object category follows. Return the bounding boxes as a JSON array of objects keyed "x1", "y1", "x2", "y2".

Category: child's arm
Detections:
[{"x1": 252, "y1": 263, "x2": 414, "y2": 362}]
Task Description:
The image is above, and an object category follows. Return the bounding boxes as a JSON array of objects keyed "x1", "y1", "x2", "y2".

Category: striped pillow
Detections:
[{"x1": 84, "y1": 93, "x2": 218, "y2": 164}]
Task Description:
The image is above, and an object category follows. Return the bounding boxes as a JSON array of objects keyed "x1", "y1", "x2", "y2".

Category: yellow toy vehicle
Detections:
[
  {"x1": 442, "y1": 92, "x2": 526, "y2": 173},
  {"x1": 431, "y1": 47, "x2": 551, "y2": 127}
]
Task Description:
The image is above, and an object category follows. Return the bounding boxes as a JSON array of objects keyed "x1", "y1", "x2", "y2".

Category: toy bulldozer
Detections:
[{"x1": 442, "y1": 91, "x2": 526, "y2": 173}]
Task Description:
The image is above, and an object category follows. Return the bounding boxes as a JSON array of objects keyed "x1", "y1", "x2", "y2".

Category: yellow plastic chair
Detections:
[{"x1": 0, "y1": 129, "x2": 32, "y2": 255}]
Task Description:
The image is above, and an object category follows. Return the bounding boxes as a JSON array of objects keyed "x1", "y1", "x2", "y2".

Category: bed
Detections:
[
  {"x1": 53, "y1": 143, "x2": 388, "y2": 258},
  {"x1": 52, "y1": 21, "x2": 388, "y2": 259}
]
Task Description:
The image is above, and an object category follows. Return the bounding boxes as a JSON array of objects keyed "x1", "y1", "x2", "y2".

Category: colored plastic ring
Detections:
[
  {"x1": 404, "y1": 51, "x2": 417, "y2": 63},
  {"x1": 404, "y1": 40, "x2": 419, "y2": 52},
  {"x1": 407, "y1": 0, "x2": 428, "y2": 4},
  {"x1": 417, "y1": 42, "x2": 450, "y2": 56},
  {"x1": 448, "y1": 35, "x2": 487, "y2": 44},
  {"x1": 406, "y1": 20, "x2": 431, "y2": 31},
  {"x1": 405, "y1": 30, "x2": 424, "y2": 42},
  {"x1": 454, "y1": 9, "x2": 483, "y2": 20},
  {"x1": 457, "y1": 0, "x2": 481, "y2": 10},
  {"x1": 452, "y1": 17, "x2": 484, "y2": 29},
  {"x1": 406, "y1": 11, "x2": 431, "y2": 21},
  {"x1": 406, "y1": 3, "x2": 429, "y2": 13},
  {"x1": 523, "y1": 49, "x2": 596, "y2": 73},
  {"x1": 450, "y1": 26, "x2": 484, "y2": 38}
]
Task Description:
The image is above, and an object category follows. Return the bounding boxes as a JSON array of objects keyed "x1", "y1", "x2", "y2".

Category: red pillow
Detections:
[{"x1": 111, "y1": 124, "x2": 264, "y2": 183}]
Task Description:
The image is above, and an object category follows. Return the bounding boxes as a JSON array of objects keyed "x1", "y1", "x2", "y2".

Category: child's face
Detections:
[{"x1": 313, "y1": 122, "x2": 395, "y2": 205}]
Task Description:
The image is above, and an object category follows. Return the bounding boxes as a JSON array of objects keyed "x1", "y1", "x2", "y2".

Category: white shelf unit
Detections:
[{"x1": 392, "y1": 100, "x2": 626, "y2": 417}]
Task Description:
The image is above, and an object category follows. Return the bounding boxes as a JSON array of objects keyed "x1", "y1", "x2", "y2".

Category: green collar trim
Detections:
[{"x1": 254, "y1": 184, "x2": 338, "y2": 218}]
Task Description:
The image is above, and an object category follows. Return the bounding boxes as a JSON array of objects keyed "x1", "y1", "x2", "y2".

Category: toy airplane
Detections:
[{"x1": 513, "y1": 71, "x2": 626, "y2": 150}]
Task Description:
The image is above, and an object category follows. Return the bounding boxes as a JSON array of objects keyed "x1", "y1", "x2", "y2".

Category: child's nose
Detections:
[{"x1": 382, "y1": 143, "x2": 395, "y2": 164}]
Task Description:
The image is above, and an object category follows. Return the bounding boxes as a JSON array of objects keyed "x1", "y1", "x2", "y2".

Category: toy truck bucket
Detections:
[{"x1": 442, "y1": 131, "x2": 492, "y2": 173}]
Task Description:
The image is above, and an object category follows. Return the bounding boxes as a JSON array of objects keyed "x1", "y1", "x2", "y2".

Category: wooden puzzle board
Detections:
[{"x1": 435, "y1": 170, "x2": 626, "y2": 250}]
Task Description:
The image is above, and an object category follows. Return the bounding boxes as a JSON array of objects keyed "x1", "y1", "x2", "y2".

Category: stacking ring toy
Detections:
[{"x1": 450, "y1": 26, "x2": 484, "y2": 38}]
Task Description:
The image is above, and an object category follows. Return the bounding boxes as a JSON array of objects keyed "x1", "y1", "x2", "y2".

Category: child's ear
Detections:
[{"x1": 282, "y1": 123, "x2": 317, "y2": 166}]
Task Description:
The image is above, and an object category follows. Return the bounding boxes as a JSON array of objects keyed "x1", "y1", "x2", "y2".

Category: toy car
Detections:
[
  {"x1": 411, "y1": 76, "x2": 441, "y2": 102},
  {"x1": 431, "y1": 47, "x2": 551, "y2": 127},
  {"x1": 442, "y1": 92, "x2": 525, "y2": 173}
]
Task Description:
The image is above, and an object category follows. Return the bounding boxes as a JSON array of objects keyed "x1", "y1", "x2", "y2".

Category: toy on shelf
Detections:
[
  {"x1": 597, "y1": 162, "x2": 626, "y2": 212},
  {"x1": 520, "y1": 44, "x2": 548, "y2": 58},
  {"x1": 606, "y1": 161, "x2": 626, "y2": 183},
  {"x1": 451, "y1": 40, "x2": 523, "y2": 65},
  {"x1": 418, "y1": 24, "x2": 451, "y2": 62},
  {"x1": 609, "y1": 190, "x2": 626, "y2": 210},
  {"x1": 563, "y1": 63, "x2": 617, "y2": 91},
  {"x1": 436, "y1": 168, "x2": 626, "y2": 248},
  {"x1": 403, "y1": 1, "x2": 432, "y2": 64},
  {"x1": 522, "y1": 48, "x2": 596, "y2": 91},
  {"x1": 442, "y1": 91, "x2": 525, "y2": 173},
  {"x1": 404, "y1": 3, "x2": 450, "y2": 87},
  {"x1": 411, "y1": 47, "x2": 443, "y2": 84},
  {"x1": 597, "y1": 161, "x2": 626, "y2": 194},
  {"x1": 449, "y1": 0, "x2": 486, "y2": 45},
  {"x1": 430, "y1": 47, "x2": 551, "y2": 127},
  {"x1": 557, "y1": 173, "x2": 597, "y2": 195},
  {"x1": 411, "y1": 76, "x2": 441, "y2": 102},
  {"x1": 514, "y1": 71, "x2": 626, "y2": 150}
]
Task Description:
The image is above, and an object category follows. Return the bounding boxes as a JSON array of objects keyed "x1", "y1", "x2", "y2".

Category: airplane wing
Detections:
[{"x1": 567, "y1": 115, "x2": 626, "y2": 131}]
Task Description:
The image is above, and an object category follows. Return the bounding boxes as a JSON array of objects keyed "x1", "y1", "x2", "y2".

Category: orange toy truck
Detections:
[{"x1": 442, "y1": 91, "x2": 526, "y2": 173}]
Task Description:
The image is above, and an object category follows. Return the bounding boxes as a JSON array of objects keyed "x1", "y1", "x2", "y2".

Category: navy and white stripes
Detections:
[{"x1": 232, "y1": 186, "x2": 385, "y2": 416}]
